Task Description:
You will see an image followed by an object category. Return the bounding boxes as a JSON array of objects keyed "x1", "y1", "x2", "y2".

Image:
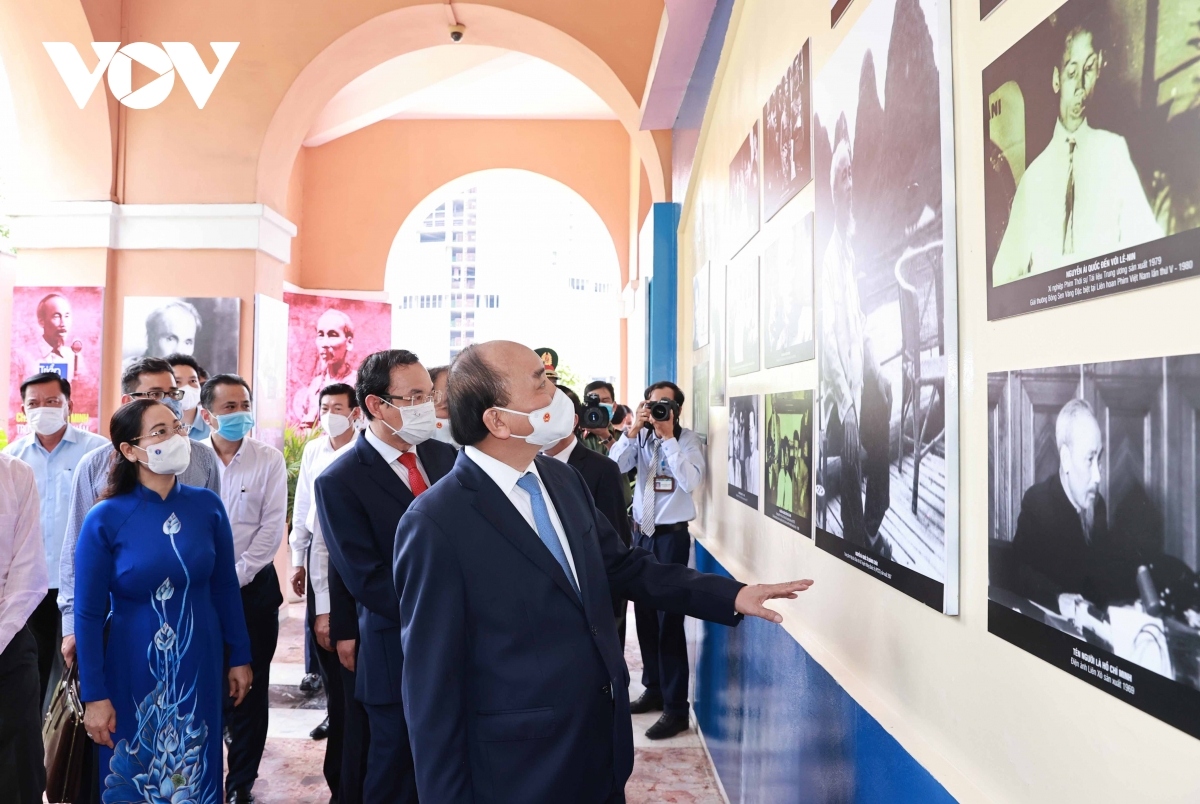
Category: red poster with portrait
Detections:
[
  {"x1": 283, "y1": 292, "x2": 392, "y2": 430},
  {"x1": 8, "y1": 286, "x2": 105, "y2": 438}
]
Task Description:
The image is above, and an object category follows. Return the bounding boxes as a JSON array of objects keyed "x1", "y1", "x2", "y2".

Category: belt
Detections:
[{"x1": 637, "y1": 521, "x2": 689, "y2": 535}]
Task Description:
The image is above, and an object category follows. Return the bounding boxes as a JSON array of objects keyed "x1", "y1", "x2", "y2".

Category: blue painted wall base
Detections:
[{"x1": 692, "y1": 542, "x2": 956, "y2": 803}]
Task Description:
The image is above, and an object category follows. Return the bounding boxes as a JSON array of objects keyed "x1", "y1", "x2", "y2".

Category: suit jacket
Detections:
[
  {"x1": 394, "y1": 451, "x2": 744, "y2": 803},
  {"x1": 567, "y1": 440, "x2": 632, "y2": 547},
  {"x1": 326, "y1": 560, "x2": 358, "y2": 643},
  {"x1": 1011, "y1": 474, "x2": 1132, "y2": 609},
  {"x1": 315, "y1": 435, "x2": 457, "y2": 704}
]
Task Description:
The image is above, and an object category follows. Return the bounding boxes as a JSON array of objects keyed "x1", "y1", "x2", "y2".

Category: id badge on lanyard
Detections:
[{"x1": 653, "y1": 450, "x2": 674, "y2": 493}]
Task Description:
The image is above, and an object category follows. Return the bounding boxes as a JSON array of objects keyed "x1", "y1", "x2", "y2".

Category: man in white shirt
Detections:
[
  {"x1": 289, "y1": 382, "x2": 359, "y2": 801},
  {"x1": 992, "y1": 24, "x2": 1163, "y2": 285},
  {"x1": 608, "y1": 381, "x2": 707, "y2": 740},
  {"x1": 0, "y1": 453, "x2": 50, "y2": 802},
  {"x1": 199, "y1": 374, "x2": 287, "y2": 804},
  {"x1": 4, "y1": 372, "x2": 107, "y2": 709}
]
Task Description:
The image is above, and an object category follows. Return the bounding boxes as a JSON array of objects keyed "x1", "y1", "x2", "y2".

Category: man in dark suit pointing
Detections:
[
  {"x1": 394, "y1": 341, "x2": 812, "y2": 803},
  {"x1": 315, "y1": 349, "x2": 457, "y2": 803}
]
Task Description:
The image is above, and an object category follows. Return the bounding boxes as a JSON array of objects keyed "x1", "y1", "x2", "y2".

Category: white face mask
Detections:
[
  {"x1": 380, "y1": 399, "x2": 437, "y2": 446},
  {"x1": 432, "y1": 417, "x2": 459, "y2": 447},
  {"x1": 321, "y1": 412, "x2": 352, "y2": 438},
  {"x1": 27, "y1": 406, "x2": 67, "y2": 436},
  {"x1": 179, "y1": 385, "x2": 202, "y2": 412},
  {"x1": 495, "y1": 388, "x2": 576, "y2": 447},
  {"x1": 137, "y1": 434, "x2": 192, "y2": 476}
]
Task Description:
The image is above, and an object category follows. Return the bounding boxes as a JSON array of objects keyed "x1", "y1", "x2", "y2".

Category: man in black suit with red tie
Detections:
[
  {"x1": 393, "y1": 341, "x2": 813, "y2": 803},
  {"x1": 315, "y1": 349, "x2": 457, "y2": 804}
]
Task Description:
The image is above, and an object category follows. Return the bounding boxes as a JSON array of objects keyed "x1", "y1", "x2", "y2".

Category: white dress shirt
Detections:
[
  {"x1": 213, "y1": 437, "x2": 288, "y2": 588},
  {"x1": 993, "y1": 119, "x2": 1163, "y2": 285},
  {"x1": 547, "y1": 436, "x2": 580, "y2": 465},
  {"x1": 464, "y1": 446, "x2": 579, "y2": 587},
  {"x1": 289, "y1": 435, "x2": 353, "y2": 615},
  {"x1": 364, "y1": 428, "x2": 431, "y2": 491},
  {"x1": 609, "y1": 427, "x2": 705, "y2": 528},
  {"x1": 0, "y1": 454, "x2": 49, "y2": 653}
]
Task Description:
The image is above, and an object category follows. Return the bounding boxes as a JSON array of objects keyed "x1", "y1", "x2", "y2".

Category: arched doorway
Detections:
[{"x1": 386, "y1": 169, "x2": 621, "y2": 388}]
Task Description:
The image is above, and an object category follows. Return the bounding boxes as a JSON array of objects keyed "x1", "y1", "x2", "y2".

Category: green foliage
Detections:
[
  {"x1": 284, "y1": 426, "x2": 319, "y2": 526},
  {"x1": 555, "y1": 363, "x2": 584, "y2": 397}
]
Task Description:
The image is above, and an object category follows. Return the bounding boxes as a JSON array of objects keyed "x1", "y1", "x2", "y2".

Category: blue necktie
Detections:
[{"x1": 516, "y1": 473, "x2": 580, "y2": 598}]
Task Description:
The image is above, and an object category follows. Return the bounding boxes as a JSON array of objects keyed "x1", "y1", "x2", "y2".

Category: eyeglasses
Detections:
[
  {"x1": 378, "y1": 391, "x2": 444, "y2": 407},
  {"x1": 130, "y1": 389, "x2": 186, "y2": 402},
  {"x1": 130, "y1": 423, "x2": 191, "y2": 443}
]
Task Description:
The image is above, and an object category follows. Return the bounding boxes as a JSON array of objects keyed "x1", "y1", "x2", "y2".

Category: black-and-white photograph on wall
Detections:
[
  {"x1": 989, "y1": 355, "x2": 1200, "y2": 740},
  {"x1": 984, "y1": 0, "x2": 1200, "y2": 319},
  {"x1": 764, "y1": 39, "x2": 813, "y2": 221},
  {"x1": 727, "y1": 256, "x2": 760, "y2": 377},
  {"x1": 980, "y1": 0, "x2": 1005, "y2": 20},
  {"x1": 763, "y1": 213, "x2": 815, "y2": 368},
  {"x1": 710, "y1": 262, "x2": 727, "y2": 405},
  {"x1": 694, "y1": 261, "x2": 710, "y2": 350},
  {"x1": 693, "y1": 362, "x2": 710, "y2": 439},
  {"x1": 765, "y1": 390, "x2": 813, "y2": 535},
  {"x1": 728, "y1": 123, "x2": 761, "y2": 257},
  {"x1": 812, "y1": 0, "x2": 959, "y2": 613},
  {"x1": 728, "y1": 394, "x2": 760, "y2": 509},
  {"x1": 122, "y1": 296, "x2": 241, "y2": 376}
]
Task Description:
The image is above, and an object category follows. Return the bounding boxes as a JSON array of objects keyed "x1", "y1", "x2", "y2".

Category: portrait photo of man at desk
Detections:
[{"x1": 988, "y1": 356, "x2": 1200, "y2": 736}]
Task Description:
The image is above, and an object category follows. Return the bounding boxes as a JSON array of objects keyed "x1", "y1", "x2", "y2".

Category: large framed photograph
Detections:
[
  {"x1": 710, "y1": 263, "x2": 727, "y2": 406},
  {"x1": 763, "y1": 213, "x2": 815, "y2": 368},
  {"x1": 285, "y1": 292, "x2": 393, "y2": 429},
  {"x1": 7, "y1": 286, "x2": 104, "y2": 437},
  {"x1": 122, "y1": 296, "x2": 240, "y2": 376},
  {"x1": 728, "y1": 123, "x2": 761, "y2": 257},
  {"x1": 813, "y1": 0, "x2": 960, "y2": 613},
  {"x1": 692, "y1": 362, "x2": 710, "y2": 439},
  {"x1": 693, "y1": 261, "x2": 710, "y2": 350},
  {"x1": 984, "y1": 0, "x2": 1200, "y2": 319},
  {"x1": 727, "y1": 255, "x2": 760, "y2": 377},
  {"x1": 253, "y1": 294, "x2": 289, "y2": 451},
  {"x1": 763, "y1": 40, "x2": 813, "y2": 221},
  {"x1": 989, "y1": 355, "x2": 1200, "y2": 740},
  {"x1": 765, "y1": 390, "x2": 813, "y2": 535},
  {"x1": 728, "y1": 394, "x2": 760, "y2": 509}
]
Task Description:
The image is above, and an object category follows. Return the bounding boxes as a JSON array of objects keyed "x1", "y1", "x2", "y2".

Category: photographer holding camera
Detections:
[
  {"x1": 580, "y1": 380, "x2": 625, "y2": 454},
  {"x1": 607, "y1": 380, "x2": 705, "y2": 740}
]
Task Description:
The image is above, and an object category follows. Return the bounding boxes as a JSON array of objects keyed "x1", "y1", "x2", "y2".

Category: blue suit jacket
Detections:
[
  {"x1": 315, "y1": 435, "x2": 457, "y2": 704},
  {"x1": 394, "y1": 451, "x2": 744, "y2": 802}
]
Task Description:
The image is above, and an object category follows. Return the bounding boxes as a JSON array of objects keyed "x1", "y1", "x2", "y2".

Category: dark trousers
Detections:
[
  {"x1": 633, "y1": 525, "x2": 692, "y2": 716},
  {"x1": 362, "y1": 702, "x2": 418, "y2": 802},
  {"x1": 28, "y1": 588, "x2": 63, "y2": 712},
  {"x1": 307, "y1": 581, "x2": 343, "y2": 799},
  {"x1": 0, "y1": 626, "x2": 45, "y2": 803},
  {"x1": 339, "y1": 662, "x2": 370, "y2": 804},
  {"x1": 225, "y1": 566, "x2": 281, "y2": 797},
  {"x1": 826, "y1": 350, "x2": 893, "y2": 552}
]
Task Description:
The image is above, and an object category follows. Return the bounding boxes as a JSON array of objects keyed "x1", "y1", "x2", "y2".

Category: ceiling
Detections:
[{"x1": 304, "y1": 45, "x2": 617, "y2": 147}]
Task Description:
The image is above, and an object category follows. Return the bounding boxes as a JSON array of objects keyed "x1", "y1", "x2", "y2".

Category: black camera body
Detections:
[
  {"x1": 647, "y1": 398, "x2": 678, "y2": 424},
  {"x1": 582, "y1": 393, "x2": 611, "y2": 429}
]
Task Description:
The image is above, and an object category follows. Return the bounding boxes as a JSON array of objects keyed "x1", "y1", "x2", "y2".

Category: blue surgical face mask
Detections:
[
  {"x1": 163, "y1": 396, "x2": 183, "y2": 419},
  {"x1": 212, "y1": 410, "x2": 254, "y2": 442},
  {"x1": 601, "y1": 403, "x2": 614, "y2": 418}
]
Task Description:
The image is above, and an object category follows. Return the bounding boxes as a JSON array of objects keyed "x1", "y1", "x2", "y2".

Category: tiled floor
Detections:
[{"x1": 253, "y1": 603, "x2": 725, "y2": 803}]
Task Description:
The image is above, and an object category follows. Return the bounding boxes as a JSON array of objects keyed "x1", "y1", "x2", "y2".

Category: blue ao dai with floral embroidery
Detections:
[{"x1": 75, "y1": 482, "x2": 252, "y2": 804}]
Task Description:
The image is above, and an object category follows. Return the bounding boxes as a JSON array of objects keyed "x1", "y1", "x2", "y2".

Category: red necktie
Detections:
[{"x1": 398, "y1": 452, "x2": 428, "y2": 496}]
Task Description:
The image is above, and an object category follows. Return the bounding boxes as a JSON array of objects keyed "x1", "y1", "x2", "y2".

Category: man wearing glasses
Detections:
[
  {"x1": 314, "y1": 350, "x2": 457, "y2": 804},
  {"x1": 4, "y1": 373, "x2": 107, "y2": 712},
  {"x1": 198, "y1": 374, "x2": 287, "y2": 804},
  {"x1": 58, "y1": 358, "x2": 222, "y2": 667}
]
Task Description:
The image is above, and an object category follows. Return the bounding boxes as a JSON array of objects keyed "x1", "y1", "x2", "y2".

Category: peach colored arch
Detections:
[
  {"x1": 0, "y1": 0, "x2": 113, "y2": 200},
  {"x1": 257, "y1": 2, "x2": 666, "y2": 215}
]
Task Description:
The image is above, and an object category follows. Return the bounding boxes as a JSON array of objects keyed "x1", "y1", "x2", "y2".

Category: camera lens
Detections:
[{"x1": 649, "y1": 400, "x2": 673, "y2": 421}]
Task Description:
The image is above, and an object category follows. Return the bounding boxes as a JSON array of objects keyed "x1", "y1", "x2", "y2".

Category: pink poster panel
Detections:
[
  {"x1": 8, "y1": 286, "x2": 105, "y2": 437},
  {"x1": 284, "y1": 292, "x2": 392, "y2": 429}
]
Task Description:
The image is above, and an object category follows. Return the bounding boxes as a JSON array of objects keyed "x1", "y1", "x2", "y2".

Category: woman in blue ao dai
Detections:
[{"x1": 76, "y1": 400, "x2": 253, "y2": 804}]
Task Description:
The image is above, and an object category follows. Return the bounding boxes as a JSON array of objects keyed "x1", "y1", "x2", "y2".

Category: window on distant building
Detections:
[
  {"x1": 466, "y1": 266, "x2": 476, "y2": 289},
  {"x1": 423, "y1": 203, "x2": 445, "y2": 228},
  {"x1": 419, "y1": 231, "x2": 445, "y2": 243},
  {"x1": 450, "y1": 312, "x2": 462, "y2": 327},
  {"x1": 593, "y1": 282, "x2": 611, "y2": 293},
  {"x1": 569, "y1": 278, "x2": 586, "y2": 291},
  {"x1": 466, "y1": 230, "x2": 476, "y2": 242},
  {"x1": 452, "y1": 231, "x2": 464, "y2": 242},
  {"x1": 481, "y1": 294, "x2": 500, "y2": 309}
]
